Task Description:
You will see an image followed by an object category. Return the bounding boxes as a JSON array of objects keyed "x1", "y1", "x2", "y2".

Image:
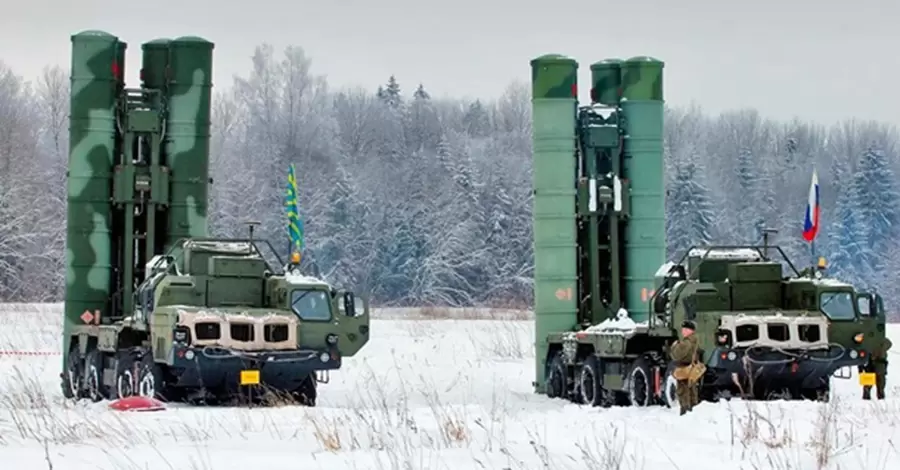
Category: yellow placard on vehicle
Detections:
[
  {"x1": 859, "y1": 372, "x2": 876, "y2": 387},
  {"x1": 240, "y1": 370, "x2": 260, "y2": 385}
]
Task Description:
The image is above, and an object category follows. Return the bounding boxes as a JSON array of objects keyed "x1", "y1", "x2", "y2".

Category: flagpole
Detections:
[{"x1": 803, "y1": 167, "x2": 820, "y2": 274}]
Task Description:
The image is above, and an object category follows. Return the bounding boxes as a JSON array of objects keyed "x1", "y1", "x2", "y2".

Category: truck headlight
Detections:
[
  {"x1": 326, "y1": 334, "x2": 338, "y2": 345},
  {"x1": 173, "y1": 326, "x2": 191, "y2": 344},
  {"x1": 853, "y1": 333, "x2": 864, "y2": 344},
  {"x1": 319, "y1": 352, "x2": 330, "y2": 362}
]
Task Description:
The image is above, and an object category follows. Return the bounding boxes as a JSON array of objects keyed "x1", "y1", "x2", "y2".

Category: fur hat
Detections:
[{"x1": 681, "y1": 320, "x2": 696, "y2": 330}]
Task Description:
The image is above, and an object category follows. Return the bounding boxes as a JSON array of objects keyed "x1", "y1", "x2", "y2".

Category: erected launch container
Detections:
[
  {"x1": 64, "y1": 30, "x2": 126, "y2": 347},
  {"x1": 619, "y1": 56, "x2": 666, "y2": 321},
  {"x1": 589, "y1": 59, "x2": 622, "y2": 106},
  {"x1": 141, "y1": 38, "x2": 171, "y2": 90},
  {"x1": 164, "y1": 36, "x2": 214, "y2": 249},
  {"x1": 530, "y1": 54, "x2": 579, "y2": 392}
]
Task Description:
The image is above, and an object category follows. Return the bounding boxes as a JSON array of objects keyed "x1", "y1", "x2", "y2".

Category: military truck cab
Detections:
[
  {"x1": 656, "y1": 247, "x2": 874, "y2": 402},
  {"x1": 64, "y1": 237, "x2": 370, "y2": 406}
]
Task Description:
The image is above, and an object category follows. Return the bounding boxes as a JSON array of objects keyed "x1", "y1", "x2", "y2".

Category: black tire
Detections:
[
  {"x1": 546, "y1": 351, "x2": 567, "y2": 399},
  {"x1": 800, "y1": 377, "x2": 831, "y2": 402},
  {"x1": 578, "y1": 356, "x2": 605, "y2": 407},
  {"x1": 626, "y1": 359, "x2": 652, "y2": 407},
  {"x1": 662, "y1": 363, "x2": 680, "y2": 409},
  {"x1": 61, "y1": 343, "x2": 83, "y2": 400},
  {"x1": 291, "y1": 373, "x2": 317, "y2": 406},
  {"x1": 114, "y1": 352, "x2": 137, "y2": 399},
  {"x1": 83, "y1": 349, "x2": 107, "y2": 402},
  {"x1": 136, "y1": 353, "x2": 169, "y2": 401}
]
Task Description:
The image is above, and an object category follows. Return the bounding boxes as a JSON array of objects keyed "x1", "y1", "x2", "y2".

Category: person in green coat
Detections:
[
  {"x1": 862, "y1": 336, "x2": 892, "y2": 400},
  {"x1": 669, "y1": 320, "x2": 704, "y2": 415}
]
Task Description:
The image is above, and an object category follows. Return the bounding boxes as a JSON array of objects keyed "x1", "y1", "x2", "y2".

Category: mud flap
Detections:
[{"x1": 832, "y1": 366, "x2": 852, "y2": 379}]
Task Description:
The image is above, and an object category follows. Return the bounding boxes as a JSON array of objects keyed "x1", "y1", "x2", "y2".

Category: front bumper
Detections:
[
  {"x1": 168, "y1": 346, "x2": 341, "y2": 391},
  {"x1": 704, "y1": 345, "x2": 866, "y2": 389}
]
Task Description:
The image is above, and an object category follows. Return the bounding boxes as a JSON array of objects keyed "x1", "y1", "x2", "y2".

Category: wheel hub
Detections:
[
  {"x1": 139, "y1": 373, "x2": 155, "y2": 397},
  {"x1": 117, "y1": 370, "x2": 134, "y2": 398},
  {"x1": 579, "y1": 367, "x2": 595, "y2": 404},
  {"x1": 628, "y1": 368, "x2": 649, "y2": 406}
]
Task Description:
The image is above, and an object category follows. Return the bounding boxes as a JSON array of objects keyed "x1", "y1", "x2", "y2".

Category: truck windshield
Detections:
[
  {"x1": 819, "y1": 291, "x2": 856, "y2": 321},
  {"x1": 290, "y1": 289, "x2": 331, "y2": 321}
]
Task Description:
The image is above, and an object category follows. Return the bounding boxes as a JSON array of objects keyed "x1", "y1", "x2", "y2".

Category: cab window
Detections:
[
  {"x1": 819, "y1": 291, "x2": 856, "y2": 321},
  {"x1": 857, "y1": 295, "x2": 872, "y2": 316},
  {"x1": 290, "y1": 289, "x2": 331, "y2": 321}
]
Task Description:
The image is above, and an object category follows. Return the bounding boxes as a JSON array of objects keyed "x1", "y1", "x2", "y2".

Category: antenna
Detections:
[
  {"x1": 761, "y1": 227, "x2": 778, "y2": 260},
  {"x1": 245, "y1": 221, "x2": 260, "y2": 254}
]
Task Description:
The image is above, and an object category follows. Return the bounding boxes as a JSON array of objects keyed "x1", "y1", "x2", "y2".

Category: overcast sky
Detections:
[{"x1": 1, "y1": 0, "x2": 896, "y2": 126}]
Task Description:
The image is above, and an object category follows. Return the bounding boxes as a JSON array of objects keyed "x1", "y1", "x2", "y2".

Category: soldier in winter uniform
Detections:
[
  {"x1": 669, "y1": 320, "x2": 706, "y2": 415},
  {"x1": 862, "y1": 336, "x2": 892, "y2": 400}
]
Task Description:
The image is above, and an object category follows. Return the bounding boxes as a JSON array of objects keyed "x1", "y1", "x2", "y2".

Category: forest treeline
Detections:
[{"x1": 1, "y1": 44, "x2": 898, "y2": 319}]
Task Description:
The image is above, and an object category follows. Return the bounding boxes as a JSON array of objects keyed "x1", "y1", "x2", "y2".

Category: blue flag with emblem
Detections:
[{"x1": 285, "y1": 163, "x2": 304, "y2": 261}]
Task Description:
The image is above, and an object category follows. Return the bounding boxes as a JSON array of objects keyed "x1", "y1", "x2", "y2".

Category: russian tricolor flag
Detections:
[{"x1": 802, "y1": 169, "x2": 820, "y2": 242}]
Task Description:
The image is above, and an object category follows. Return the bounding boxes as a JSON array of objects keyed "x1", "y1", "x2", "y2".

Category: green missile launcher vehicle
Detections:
[
  {"x1": 530, "y1": 54, "x2": 887, "y2": 407},
  {"x1": 60, "y1": 31, "x2": 369, "y2": 406}
]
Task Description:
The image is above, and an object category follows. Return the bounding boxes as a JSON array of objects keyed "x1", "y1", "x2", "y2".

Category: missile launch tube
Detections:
[
  {"x1": 64, "y1": 30, "x2": 125, "y2": 356},
  {"x1": 619, "y1": 56, "x2": 666, "y2": 322},
  {"x1": 530, "y1": 54, "x2": 578, "y2": 392},
  {"x1": 164, "y1": 36, "x2": 214, "y2": 249},
  {"x1": 589, "y1": 59, "x2": 622, "y2": 106}
]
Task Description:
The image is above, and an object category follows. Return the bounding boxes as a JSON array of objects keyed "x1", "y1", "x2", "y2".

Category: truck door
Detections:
[{"x1": 336, "y1": 291, "x2": 370, "y2": 357}]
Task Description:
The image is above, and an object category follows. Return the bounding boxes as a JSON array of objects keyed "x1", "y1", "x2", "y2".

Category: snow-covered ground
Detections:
[{"x1": 0, "y1": 303, "x2": 898, "y2": 470}]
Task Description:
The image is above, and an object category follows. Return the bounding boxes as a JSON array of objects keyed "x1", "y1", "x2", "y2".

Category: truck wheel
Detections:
[
  {"x1": 662, "y1": 365, "x2": 680, "y2": 410},
  {"x1": 291, "y1": 373, "x2": 317, "y2": 406},
  {"x1": 546, "y1": 352, "x2": 567, "y2": 399},
  {"x1": 626, "y1": 359, "x2": 652, "y2": 407},
  {"x1": 114, "y1": 353, "x2": 137, "y2": 399},
  {"x1": 578, "y1": 356, "x2": 604, "y2": 407},
  {"x1": 61, "y1": 343, "x2": 83, "y2": 399},
  {"x1": 136, "y1": 354, "x2": 167, "y2": 401},
  {"x1": 83, "y1": 349, "x2": 106, "y2": 402}
]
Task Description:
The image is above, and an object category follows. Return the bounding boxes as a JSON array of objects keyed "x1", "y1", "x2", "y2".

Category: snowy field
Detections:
[{"x1": 0, "y1": 303, "x2": 898, "y2": 470}]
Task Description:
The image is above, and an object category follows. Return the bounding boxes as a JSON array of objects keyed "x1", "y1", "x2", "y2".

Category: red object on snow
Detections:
[{"x1": 108, "y1": 396, "x2": 166, "y2": 412}]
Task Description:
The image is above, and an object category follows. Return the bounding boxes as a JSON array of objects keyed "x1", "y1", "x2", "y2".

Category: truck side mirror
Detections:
[
  {"x1": 874, "y1": 294, "x2": 886, "y2": 320},
  {"x1": 857, "y1": 294, "x2": 873, "y2": 316},
  {"x1": 343, "y1": 292, "x2": 356, "y2": 317}
]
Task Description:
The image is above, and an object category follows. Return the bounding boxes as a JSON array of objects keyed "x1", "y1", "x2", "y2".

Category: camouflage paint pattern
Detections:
[
  {"x1": 530, "y1": 54, "x2": 579, "y2": 392},
  {"x1": 141, "y1": 38, "x2": 171, "y2": 90},
  {"x1": 530, "y1": 54, "x2": 577, "y2": 99},
  {"x1": 589, "y1": 59, "x2": 622, "y2": 105},
  {"x1": 619, "y1": 56, "x2": 666, "y2": 321},
  {"x1": 146, "y1": 240, "x2": 370, "y2": 368},
  {"x1": 63, "y1": 30, "x2": 126, "y2": 363},
  {"x1": 164, "y1": 36, "x2": 214, "y2": 250},
  {"x1": 620, "y1": 56, "x2": 664, "y2": 101}
]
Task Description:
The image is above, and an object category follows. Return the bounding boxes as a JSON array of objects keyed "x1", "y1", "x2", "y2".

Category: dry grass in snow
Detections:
[{"x1": 0, "y1": 303, "x2": 899, "y2": 469}]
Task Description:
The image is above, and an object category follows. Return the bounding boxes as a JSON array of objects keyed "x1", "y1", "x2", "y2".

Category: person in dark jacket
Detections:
[{"x1": 862, "y1": 337, "x2": 892, "y2": 400}]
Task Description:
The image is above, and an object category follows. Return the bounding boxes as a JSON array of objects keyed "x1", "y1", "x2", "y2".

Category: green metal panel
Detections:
[
  {"x1": 589, "y1": 59, "x2": 622, "y2": 105},
  {"x1": 530, "y1": 54, "x2": 578, "y2": 392},
  {"x1": 141, "y1": 38, "x2": 171, "y2": 89},
  {"x1": 164, "y1": 36, "x2": 214, "y2": 249},
  {"x1": 620, "y1": 56, "x2": 666, "y2": 321},
  {"x1": 64, "y1": 30, "x2": 124, "y2": 358}
]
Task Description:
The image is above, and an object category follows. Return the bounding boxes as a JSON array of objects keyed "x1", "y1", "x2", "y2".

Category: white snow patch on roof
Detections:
[
  {"x1": 688, "y1": 248, "x2": 762, "y2": 260},
  {"x1": 655, "y1": 261, "x2": 678, "y2": 277},
  {"x1": 284, "y1": 271, "x2": 330, "y2": 287},
  {"x1": 581, "y1": 308, "x2": 648, "y2": 335},
  {"x1": 589, "y1": 104, "x2": 617, "y2": 119},
  {"x1": 185, "y1": 240, "x2": 257, "y2": 255}
]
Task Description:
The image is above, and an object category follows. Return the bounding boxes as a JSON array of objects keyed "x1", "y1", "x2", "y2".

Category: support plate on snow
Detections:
[{"x1": 108, "y1": 396, "x2": 166, "y2": 412}]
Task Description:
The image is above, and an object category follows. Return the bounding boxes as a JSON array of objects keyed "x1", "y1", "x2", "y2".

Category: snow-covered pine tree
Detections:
[{"x1": 665, "y1": 161, "x2": 715, "y2": 258}]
